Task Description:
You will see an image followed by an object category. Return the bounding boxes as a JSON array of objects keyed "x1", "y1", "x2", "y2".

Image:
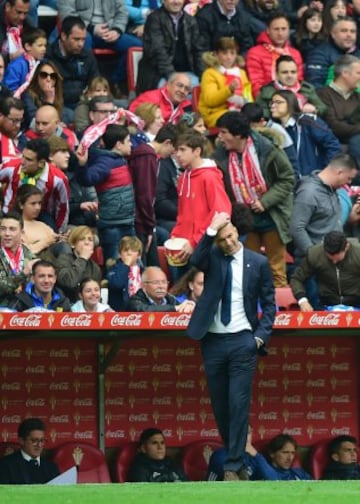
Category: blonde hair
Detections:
[
  {"x1": 119, "y1": 235, "x2": 143, "y2": 254},
  {"x1": 68, "y1": 226, "x2": 94, "y2": 247},
  {"x1": 86, "y1": 76, "x2": 112, "y2": 97},
  {"x1": 134, "y1": 102, "x2": 160, "y2": 129}
]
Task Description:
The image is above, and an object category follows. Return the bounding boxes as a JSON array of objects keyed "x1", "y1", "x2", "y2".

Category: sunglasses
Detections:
[{"x1": 39, "y1": 71, "x2": 57, "y2": 81}]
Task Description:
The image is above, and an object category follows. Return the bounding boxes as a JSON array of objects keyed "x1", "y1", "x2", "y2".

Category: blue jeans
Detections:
[
  {"x1": 85, "y1": 32, "x2": 142, "y2": 83},
  {"x1": 98, "y1": 224, "x2": 135, "y2": 264}
]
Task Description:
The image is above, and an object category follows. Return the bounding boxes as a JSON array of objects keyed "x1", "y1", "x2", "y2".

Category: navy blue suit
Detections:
[
  {"x1": 187, "y1": 232, "x2": 275, "y2": 474},
  {"x1": 0, "y1": 451, "x2": 59, "y2": 484}
]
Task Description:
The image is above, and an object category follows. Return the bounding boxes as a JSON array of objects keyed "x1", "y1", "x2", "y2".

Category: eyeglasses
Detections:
[
  {"x1": 39, "y1": 71, "x2": 57, "y2": 81},
  {"x1": 5, "y1": 116, "x2": 22, "y2": 125},
  {"x1": 27, "y1": 438, "x2": 46, "y2": 445},
  {"x1": 270, "y1": 100, "x2": 287, "y2": 106},
  {"x1": 174, "y1": 82, "x2": 191, "y2": 93},
  {"x1": 143, "y1": 280, "x2": 169, "y2": 286}
]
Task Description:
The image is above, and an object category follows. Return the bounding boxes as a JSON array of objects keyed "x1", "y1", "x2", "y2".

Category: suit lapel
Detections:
[{"x1": 242, "y1": 249, "x2": 252, "y2": 294}]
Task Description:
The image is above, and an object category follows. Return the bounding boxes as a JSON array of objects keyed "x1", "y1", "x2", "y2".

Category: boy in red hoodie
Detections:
[{"x1": 171, "y1": 132, "x2": 232, "y2": 265}]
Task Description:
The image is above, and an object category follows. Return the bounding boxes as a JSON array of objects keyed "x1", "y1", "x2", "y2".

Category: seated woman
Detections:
[
  {"x1": 134, "y1": 103, "x2": 164, "y2": 142},
  {"x1": 170, "y1": 267, "x2": 204, "y2": 303},
  {"x1": 270, "y1": 89, "x2": 341, "y2": 177},
  {"x1": 199, "y1": 37, "x2": 253, "y2": 128},
  {"x1": 13, "y1": 184, "x2": 59, "y2": 255},
  {"x1": 54, "y1": 226, "x2": 102, "y2": 303},
  {"x1": 71, "y1": 278, "x2": 113, "y2": 312},
  {"x1": 128, "y1": 428, "x2": 187, "y2": 483},
  {"x1": 21, "y1": 60, "x2": 64, "y2": 129}
]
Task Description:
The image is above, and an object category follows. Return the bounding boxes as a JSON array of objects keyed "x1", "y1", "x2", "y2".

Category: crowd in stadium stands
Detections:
[{"x1": 2, "y1": 0, "x2": 360, "y2": 312}]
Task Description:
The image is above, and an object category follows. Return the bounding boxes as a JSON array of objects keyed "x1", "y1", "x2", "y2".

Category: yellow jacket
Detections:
[{"x1": 198, "y1": 57, "x2": 253, "y2": 128}]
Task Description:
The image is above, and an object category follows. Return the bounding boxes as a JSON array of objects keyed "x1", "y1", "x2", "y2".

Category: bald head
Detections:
[{"x1": 35, "y1": 105, "x2": 60, "y2": 138}]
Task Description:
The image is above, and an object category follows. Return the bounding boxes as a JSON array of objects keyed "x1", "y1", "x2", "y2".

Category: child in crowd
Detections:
[
  {"x1": 170, "y1": 132, "x2": 231, "y2": 275},
  {"x1": 71, "y1": 278, "x2": 114, "y2": 312},
  {"x1": 199, "y1": 37, "x2": 253, "y2": 128},
  {"x1": 106, "y1": 236, "x2": 143, "y2": 311},
  {"x1": 3, "y1": 28, "x2": 47, "y2": 92},
  {"x1": 292, "y1": 7, "x2": 325, "y2": 60},
  {"x1": 74, "y1": 76, "x2": 114, "y2": 134}
]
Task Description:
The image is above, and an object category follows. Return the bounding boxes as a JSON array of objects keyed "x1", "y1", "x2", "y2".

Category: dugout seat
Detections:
[
  {"x1": 0, "y1": 442, "x2": 20, "y2": 457},
  {"x1": 113, "y1": 441, "x2": 139, "y2": 482},
  {"x1": 308, "y1": 438, "x2": 332, "y2": 480},
  {"x1": 52, "y1": 441, "x2": 111, "y2": 483},
  {"x1": 275, "y1": 286, "x2": 299, "y2": 311},
  {"x1": 181, "y1": 439, "x2": 223, "y2": 481}
]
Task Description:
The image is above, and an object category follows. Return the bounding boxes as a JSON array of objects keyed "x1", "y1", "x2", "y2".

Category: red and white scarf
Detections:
[
  {"x1": 14, "y1": 55, "x2": 40, "y2": 98},
  {"x1": 219, "y1": 65, "x2": 245, "y2": 111},
  {"x1": 79, "y1": 108, "x2": 144, "y2": 150},
  {"x1": 128, "y1": 264, "x2": 141, "y2": 297},
  {"x1": 228, "y1": 137, "x2": 267, "y2": 206},
  {"x1": 1, "y1": 244, "x2": 24, "y2": 274},
  {"x1": 263, "y1": 43, "x2": 291, "y2": 82},
  {"x1": 2, "y1": 26, "x2": 22, "y2": 57},
  {"x1": 273, "y1": 80, "x2": 307, "y2": 109}
]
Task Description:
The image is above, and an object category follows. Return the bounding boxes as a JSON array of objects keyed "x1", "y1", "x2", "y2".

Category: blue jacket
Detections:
[
  {"x1": 187, "y1": 233, "x2": 275, "y2": 352},
  {"x1": 3, "y1": 55, "x2": 30, "y2": 91},
  {"x1": 78, "y1": 149, "x2": 135, "y2": 228},
  {"x1": 284, "y1": 114, "x2": 341, "y2": 177},
  {"x1": 305, "y1": 39, "x2": 360, "y2": 88},
  {"x1": 106, "y1": 258, "x2": 143, "y2": 311},
  {"x1": 208, "y1": 447, "x2": 312, "y2": 481}
]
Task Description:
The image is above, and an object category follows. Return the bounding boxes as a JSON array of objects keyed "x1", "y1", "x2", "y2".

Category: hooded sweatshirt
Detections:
[{"x1": 171, "y1": 159, "x2": 231, "y2": 248}]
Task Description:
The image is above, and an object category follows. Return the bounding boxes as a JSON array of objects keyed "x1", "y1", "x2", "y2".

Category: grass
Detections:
[{"x1": 1, "y1": 481, "x2": 360, "y2": 504}]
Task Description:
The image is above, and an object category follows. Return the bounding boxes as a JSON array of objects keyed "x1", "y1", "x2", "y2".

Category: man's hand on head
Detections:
[{"x1": 209, "y1": 212, "x2": 231, "y2": 232}]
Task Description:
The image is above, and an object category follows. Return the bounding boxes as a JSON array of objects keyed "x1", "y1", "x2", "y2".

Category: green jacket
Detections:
[
  {"x1": 0, "y1": 245, "x2": 35, "y2": 306},
  {"x1": 256, "y1": 81, "x2": 327, "y2": 119},
  {"x1": 214, "y1": 130, "x2": 295, "y2": 244}
]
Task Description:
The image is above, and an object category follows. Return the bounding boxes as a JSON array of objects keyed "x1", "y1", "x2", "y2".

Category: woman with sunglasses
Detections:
[
  {"x1": 270, "y1": 89, "x2": 341, "y2": 177},
  {"x1": 22, "y1": 60, "x2": 64, "y2": 129}
]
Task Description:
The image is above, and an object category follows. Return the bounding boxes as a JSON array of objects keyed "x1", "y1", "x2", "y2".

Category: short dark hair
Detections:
[
  {"x1": 6, "y1": 0, "x2": 30, "y2": 5},
  {"x1": 276, "y1": 54, "x2": 297, "y2": 72},
  {"x1": 329, "y1": 153, "x2": 358, "y2": 172},
  {"x1": 21, "y1": 28, "x2": 47, "y2": 47},
  {"x1": 323, "y1": 231, "x2": 348, "y2": 255},
  {"x1": 154, "y1": 124, "x2": 178, "y2": 145},
  {"x1": 241, "y1": 103, "x2": 264, "y2": 123},
  {"x1": 60, "y1": 16, "x2": 86, "y2": 37},
  {"x1": 25, "y1": 138, "x2": 50, "y2": 161},
  {"x1": 102, "y1": 124, "x2": 129, "y2": 150},
  {"x1": 176, "y1": 131, "x2": 205, "y2": 155},
  {"x1": 328, "y1": 435, "x2": 357, "y2": 456},
  {"x1": 266, "y1": 11, "x2": 290, "y2": 27},
  {"x1": 139, "y1": 428, "x2": 164, "y2": 446},
  {"x1": 1, "y1": 210, "x2": 24, "y2": 230},
  {"x1": 267, "y1": 434, "x2": 297, "y2": 455},
  {"x1": 0, "y1": 96, "x2": 24, "y2": 116},
  {"x1": 88, "y1": 96, "x2": 115, "y2": 112},
  {"x1": 18, "y1": 417, "x2": 45, "y2": 439},
  {"x1": 216, "y1": 111, "x2": 251, "y2": 137},
  {"x1": 32, "y1": 259, "x2": 56, "y2": 276},
  {"x1": 79, "y1": 277, "x2": 101, "y2": 293},
  {"x1": 14, "y1": 184, "x2": 43, "y2": 214}
]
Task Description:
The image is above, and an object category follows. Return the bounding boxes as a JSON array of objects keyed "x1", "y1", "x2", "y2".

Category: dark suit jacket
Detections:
[
  {"x1": 187, "y1": 233, "x2": 275, "y2": 352},
  {"x1": 0, "y1": 451, "x2": 59, "y2": 484}
]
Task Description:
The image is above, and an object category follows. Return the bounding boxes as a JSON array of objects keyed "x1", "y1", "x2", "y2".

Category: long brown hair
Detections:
[{"x1": 27, "y1": 60, "x2": 64, "y2": 116}]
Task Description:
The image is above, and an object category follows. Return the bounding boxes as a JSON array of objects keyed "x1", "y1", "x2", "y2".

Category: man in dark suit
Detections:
[
  {"x1": 187, "y1": 211, "x2": 275, "y2": 481},
  {"x1": 0, "y1": 417, "x2": 59, "y2": 484}
]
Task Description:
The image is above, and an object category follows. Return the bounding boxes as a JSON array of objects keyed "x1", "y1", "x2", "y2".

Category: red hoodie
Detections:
[
  {"x1": 171, "y1": 160, "x2": 231, "y2": 248},
  {"x1": 246, "y1": 31, "x2": 304, "y2": 98}
]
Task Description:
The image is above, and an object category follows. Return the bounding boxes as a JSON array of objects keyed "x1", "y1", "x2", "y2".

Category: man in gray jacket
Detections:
[{"x1": 290, "y1": 231, "x2": 360, "y2": 311}]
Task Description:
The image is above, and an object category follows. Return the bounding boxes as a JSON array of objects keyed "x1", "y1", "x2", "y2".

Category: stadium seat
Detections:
[
  {"x1": 309, "y1": 439, "x2": 332, "y2": 480},
  {"x1": 181, "y1": 439, "x2": 223, "y2": 481},
  {"x1": 113, "y1": 441, "x2": 139, "y2": 482},
  {"x1": 0, "y1": 442, "x2": 20, "y2": 457},
  {"x1": 275, "y1": 286, "x2": 299, "y2": 311},
  {"x1": 127, "y1": 47, "x2": 143, "y2": 96},
  {"x1": 51, "y1": 441, "x2": 111, "y2": 483},
  {"x1": 91, "y1": 246, "x2": 104, "y2": 269}
]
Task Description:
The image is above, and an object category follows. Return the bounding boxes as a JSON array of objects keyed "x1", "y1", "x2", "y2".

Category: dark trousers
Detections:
[{"x1": 201, "y1": 330, "x2": 257, "y2": 473}]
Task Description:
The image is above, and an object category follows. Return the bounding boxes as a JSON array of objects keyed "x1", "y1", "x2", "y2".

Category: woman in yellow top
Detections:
[{"x1": 199, "y1": 37, "x2": 253, "y2": 128}]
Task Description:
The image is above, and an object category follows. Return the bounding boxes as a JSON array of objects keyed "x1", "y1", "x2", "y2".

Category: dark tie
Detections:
[
  {"x1": 221, "y1": 256, "x2": 233, "y2": 326},
  {"x1": 29, "y1": 458, "x2": 39, "y2": 467}
]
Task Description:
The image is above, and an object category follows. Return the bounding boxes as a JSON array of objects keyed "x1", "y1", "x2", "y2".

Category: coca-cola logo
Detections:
[
  {"x1": 274, "y1": 313, "x2": 292, "y2": 326},
  {"x1": 309, "y1": 313, "x2": 340, "y2": 326},
  {"x1": 160, "y1": 314, "x2": 191, "y2": 327},
  {"x1": 10, "y1": 314, "x2": 41, "y2": 327},
  {"x1": 60, "y1": 314, "x2": 92, "y2": 327},
  {"x1": 110, "y1": 314, "x2": 143, "y2": 327}
]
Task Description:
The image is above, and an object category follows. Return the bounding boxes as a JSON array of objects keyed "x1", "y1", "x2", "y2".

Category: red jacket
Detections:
[
  {"x1": 246, "y1": 31, "x2": 304, "y2": 98},
  {"x1": 171, "y1": 160, "x2": 232, "y2": 248},
  {"x1": 129, "y1": 86, "x2": 192, "y2": 124}
]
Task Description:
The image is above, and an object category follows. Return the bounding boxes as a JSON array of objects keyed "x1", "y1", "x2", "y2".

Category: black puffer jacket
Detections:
[{"x1": 128, "y1": 453, "x2": 187, "y2": 482}]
